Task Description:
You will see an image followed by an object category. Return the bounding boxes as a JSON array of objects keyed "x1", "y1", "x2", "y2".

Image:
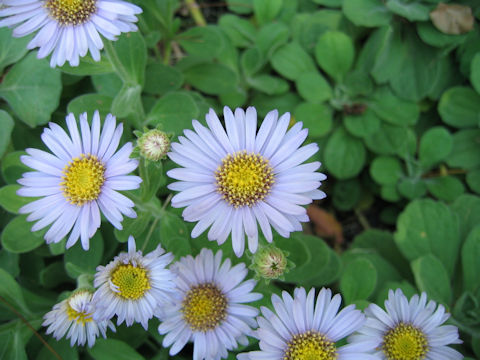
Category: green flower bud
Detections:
[
  {"x1": 137, "y1": 129, "x2": 170, "y2": 161},
  {"x1": 250, "y1": 244, "x2": 293, "y2": 282}
]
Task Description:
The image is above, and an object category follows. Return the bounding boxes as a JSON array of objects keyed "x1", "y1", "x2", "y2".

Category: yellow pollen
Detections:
[
  {"x1": 111, "y1": 264, "x2": 151, "y2": 300},
  {"x1": 382, "y1": 323, "x2": 429, "y2": 360},
  {"x1": 284, "y1": 331, "x2": 338, "y2": 360},
  {"x1": 45, "y1": 0, "x2": 97, "y2": 26},
  {"x1": 66, "y1": 292, "x2": 93, "y2": 325},
  {"x1": 215, "y1": 150, "x2": 274, "y2": 208},
  {"x1": 61, "y1": 154, "x2": 105, "y2": 206},
  {"x1": 182, "y1": 283, "x2": 227, "y2": 332}
]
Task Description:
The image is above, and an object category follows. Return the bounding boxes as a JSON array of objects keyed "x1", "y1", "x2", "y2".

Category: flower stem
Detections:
[
  {"x1": 141, "y1": 194, "x2": 173, "y2": 252},
  {"x1": 185, "y1": 0, "x2": 207, "y2": 26}
]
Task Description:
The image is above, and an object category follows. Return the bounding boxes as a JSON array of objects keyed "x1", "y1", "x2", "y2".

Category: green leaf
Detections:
[
  {"x1": 144, "y1": 63, "x2": 183, "y2": 96},
  {"x1": 279, "y1": 233, "x2": 341, "y2": 287},
  {"x1": 64, "y1": 232, "x2": 104, "y2": 278},
  {"x1": 1, "y1": 151, "x2": 29, "y2": 185},
  {"x1": 146, "y1": 92, "x2": 199, "y2": 135},
  {"x1": 314, "y1": 31, "x2": 354, "y2": 82},
  {"x1": 419, "y1": 126, "x2": 453, "y2": 169},
  {"x1": 340, "y1": 258, "x2": 377, "y2": 303},
  {"x1": 370, "y1": 26, "x2": 404, "y2": 83},
  {"x1": 395, "y1": 199, "x2": 461, "y2": 276},
  {"x1": 105, "y1": 32, "x2": 147, "y2": 86},
  {"x1": 0, "y1": 185, "x2": 33, "y2": 214},
  {"x1": 386, "y1": 0, "x2": 429, "y2": 21},
  {"x1": 369, "y1": 86, "x2": 419, "y2": 126},
  {"x1": 439, "y1": 86, "x2": 480, "y2": 128},
  {"x1": 155, "y1": 211, "x2": 191, "y2": 258},
  {"x1": 470, "y1": 52, "x2": 480, "y2": 95},
  {"x1": 0, "y1": 110, "x2": 14, "y2": 158},
  {"x1": 271, "y1": 42, "x2": 316, "y2": 81},
  {"x1": 67, "y1": 94, "x2": 113, "y2": 119},
  {"x1": 247, "y1": 74, "x2": 289, "y2": 95},
  {"x1": 343, "y1": 0, "x2": 392, "y2": 27},
  {"x1": 370, "y1": 156, "x2": 403, "y2": 185},
  {"x1": 91, "y1": 73, "x2": 123, "y2": 97},
  {"x1": 381, "y1": 184, "x2": 401, "y2": 202},
  {"x1": 252, "y1": 92, "x2": 301, "y2": 118},
  {"x1": 389, "y1": 30, "x2": 442, "y2": 102},
  {"x1": 88, "y1": 338, "x2": 145, "y2": 360},
  {"x1": 324, "y1": 127, "x2": 366, "y2": 179},
  {"x1": 114, "y1": 211, "x2": 152, "y2": 244},
  {"x1": 227, "y1": 0, "x2": 253, "y2": 14},
  {"x1": 411, "y1": 255, "x2": 452, "y2": 304},
  {"x1": 39, "y1": 262, "x2": 69, "y2": 289},
  {"x1": 466, "y1": 169, "x2": 480, "y2": 194},
  {"x1": 59, "y1": 55, "x2": 114, "y2": 75},
  {"x1": 0, "y1": 53, "x2": 61, "y2": 127},
  {"x1": 0, "y1": 250, "x2": 19, "y2": 278},
  {"x1": 256, "y1": 22, "x2": 290, "y2": 58},
  {"x1": 254, "y1": 0, "x2": 283, "y2": 25},
  {"x1": 0, "y1": 28, "x2": 30, "y2": 73},
  {"x1": 38, "y1": 339, "x2": 79, "y2": 360},
  {"x1": 344, "y1": 109, "x2": 381, "y2": 138},
  {"x1": 446, "y1": 129, "x2": 480, "y2": 170},
  {"x1": 462, "y1": 225, "x2": 480, "y2": 292},
  {"x1": 0, "y1": 268, "x2": 29, "y2": 316},
  {"x1": 351, "y1": 229, "x2": 411, "y2": 278},
  {"x1": 178, "y1": 26, "x2": 224, "y2": 60},
  {"x1": 1, "y1": 215, "x2": 44, "y2": 254},
  {"x1": 183, "y1": 63, "x2": 238, "y2": 95},
  {"x1": 332, "y1": 179, "x2": 361, "y2": 211},
  {"x1": 365, "y1": 122, "x2": 414, "y2": 156},
  {"x1": 417, "y1": 22, "x2": 468, "y2": 48},
  {"x1": 294, "y1": 103, "x2": 332, "y2": 137},
  {"x1": 111, "y1": 84, "x2": 142, "y2": 118},
  {"x1": 451, "y1": 194, "x2": 480, "y2": 241},
  {"x1": 426, "y1": 176, "x2": 465, "y2": 202},
  {"x1": 219, "y1": 14, "x2": 256, "y2": 48},
  {"x1": 241, "y1": 47, "x2": 264, "y2": 77},
  {"x1": 397, "y1": 178, "x2": 427, "y2": 200},
  {"x1": 296, "y1": 71, "x2": 332, "y2": 103}
]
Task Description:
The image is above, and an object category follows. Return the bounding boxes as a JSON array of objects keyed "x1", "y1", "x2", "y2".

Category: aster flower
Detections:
[
  {"x1": 43, "y1": 289, "x2": 115, "y2": 347},
  {"x1": 17, "y1": 111, "x2": 142, "y2": 250},
  {"x1": 349, "y1": 288, "x2": 463, "y2": 360},
  {"x1": 157, "y1": 248, "x2": 262, "y2": 359},
  {"x1": 93, "y1": 236, "x2": 176, "y2": 330},
  {"x1": 0, "y1": 0, "x2": 142, "y2": 67},
  {"x1": 238, "y1": 287, "x2": 377, "y2": 360},
  {"x1": 167, "y1": 106, "x2": 326, "y2": 256}
]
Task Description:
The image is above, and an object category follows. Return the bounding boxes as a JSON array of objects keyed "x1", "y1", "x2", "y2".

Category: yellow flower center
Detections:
[
  {"x1": 382, "y1": 323, "x2": 429, "y2": 360},
  {"x1": 284, "y1": 331, "x2": 338, "y2": 360},
  {"x1": 111, "y1": 264, "x2": 151, "y2": 300},
  {"x1": 215, "y1": 150, "x2": 274, "y2": 208},
  {"x1": 61, "y1": 154, "x2": 105, "y2": 206},
  {"x1": 66, "y1": 291, "x2": 93, "y2": 325},
  {"x1": 182, "y1": 283, "x2": 227, "y2": 332},
  {"x1": 45, "y1": 0, "x2": 97, "y2": 26}
]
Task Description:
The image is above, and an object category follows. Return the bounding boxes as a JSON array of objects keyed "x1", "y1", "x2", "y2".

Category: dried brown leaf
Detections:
[
  {"x1": 307, "y1": 205, "x2": 344, "y2": 245},
  {"x1": 430, "y1": 3, "x2": 474, "y2": 35}
]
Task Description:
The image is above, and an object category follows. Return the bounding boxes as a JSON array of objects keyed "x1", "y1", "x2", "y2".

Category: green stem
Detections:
[
  {"x1": 163, "y1": 40, "x2": 172, "y2": 65},
  {"x1": 185, "y1": 0, "x2": 207, "y2": 27},
  {"x1": 141, "y1": 194, "x2": 173, "y2": 252},
  {"x1": 103, "y1": 41, "x2": 131, "y2": 84}
]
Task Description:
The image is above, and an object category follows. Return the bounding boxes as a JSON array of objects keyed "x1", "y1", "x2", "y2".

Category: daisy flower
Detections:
[
  {"x1": 167, "y1": 106, "x2": 326, "y2": 256},
  {"x1": 349, "y1": 288, "x2": 463, "y2": 360},
  {"x1": 0, "y1": 0, "x2": 142, "y2": 67},
  {"x1": 17, "y1": 111, "x2": 142, "y2": 250},
  {"x1": 93, "y1": 236, "x2": 176, "y2": 330},
  {"x1": 43, "y1": 289, "x2": 115, "y2": 347},
  {"x1": 238, "y1": 287, "x2": 378, "y2": 360},
  {"x1": 158, "y1": 248, "x2": 262, "y2": 359}
]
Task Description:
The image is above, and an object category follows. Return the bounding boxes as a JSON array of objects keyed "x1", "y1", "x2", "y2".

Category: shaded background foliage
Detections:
[{"x1": 0, "y1": 0, "x2": 480, "y2": 358}]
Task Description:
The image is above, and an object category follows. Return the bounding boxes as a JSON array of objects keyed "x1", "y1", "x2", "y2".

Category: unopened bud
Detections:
[
  {"x1": 250, "y1": 244, "x2": 292, "y2": 282},
  {"x1": 137, "y1": 129, "x2": 170, "y2": 161}
]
